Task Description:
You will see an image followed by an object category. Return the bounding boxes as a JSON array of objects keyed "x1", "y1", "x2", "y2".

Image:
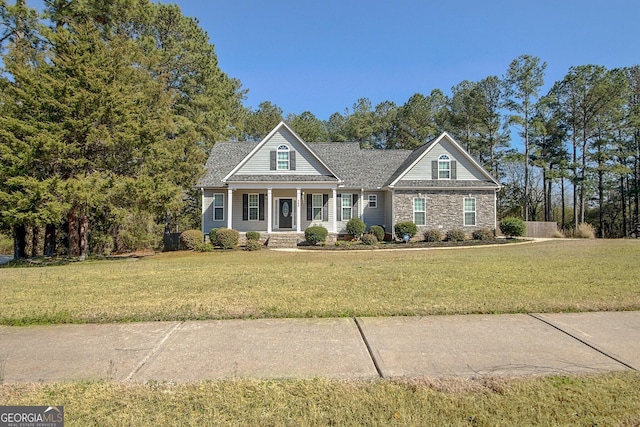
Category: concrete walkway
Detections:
[{"x1": 0, "y1": 312, "x2": 638, "y2": 383}]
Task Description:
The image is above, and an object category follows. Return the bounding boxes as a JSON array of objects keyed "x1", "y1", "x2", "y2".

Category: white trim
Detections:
[
  {"x1": 273, "y1": 197, "x2": 296, "y2": 230},
  {"x1": 413, "y1": 197, "x2": 426, "y2": 226},
  {"x1": 226, "y1": 189, "x2": 233, "y2": 229},
  {"x1": 388, "y1": 132, "x2": 501, "y2": 188},
  {"x1": 296, "y1": 188, "x2": 301, "y2": 232},
  {"x1": 213, "y1": 193, "x2": 225, "y2": 222},
  {"x1": 438, "y1": 154, "x2": 451, "y2": 180},
  {"x1": 267, "y1": 188, "x2": 273, "y2": 233},
  {"x1": 367, "y1": 194, "x2": 378, "y2": 208},
  {"x1": 464, "y1": 196, "x2": 476, "y2": 226},
  {"x1": 332, "y1": 188, "x2": 337, "y2": 232}
]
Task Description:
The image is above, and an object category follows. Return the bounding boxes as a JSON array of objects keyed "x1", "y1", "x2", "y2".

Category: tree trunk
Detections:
[
  {"x1": 31, "y1": 225, "x2": 40, "y2": 257},
  {"x1": 44, "y1": 224, "x2": 56, "y2": 257},
  {"x1": 13, "y1": 224, "x2": 27, "y2": 259},
  {"x1": 68, "y1": 206, "x2": 79, "y2": 257},
  {"x1": 561, "y1": 176, "x2": 566, "y2": 230},
  {"x1": 79, "y1": 213, "x2": 89, "y2": 260}
]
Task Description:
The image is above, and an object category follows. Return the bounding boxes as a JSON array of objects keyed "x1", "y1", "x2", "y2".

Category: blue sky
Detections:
[{"x1": 168, "y1": 0, "x2": 639, "y2": 121}]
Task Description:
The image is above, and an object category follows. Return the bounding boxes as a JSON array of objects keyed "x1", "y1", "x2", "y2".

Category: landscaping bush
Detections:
[
  {"x1": 394, "y1": 222, "x2": 418, "y2": 239},
  {"x1": 209, "y1": 228, "x2": 219, "y2": 246},
  {"x1": 472, "y1": 228, "x2": 495, "y2": 241},
  {"x1": 575, "y1": 222, "x2": 595, "y2": 239},
  {"x1": 244, "y1": 239, "x2": 263, "y2": 251},
  {"x1": 360, "y1": 233, "x2": 378, "y2": 245},
  {"x1": 499, "y1": 217, "x2": 526, "y2": 238},
  {"x1": 446, "y1": 228, "x2": 466, "y2": 242},
  {"x1": 246, "y1": 231, "x2": 260, "y2": 241},
  {"x1": 194, "y1": 242, "x2": 215, "y2": 252},
  {"x1": 216, "y1": 228, "x2": 239, "y2": 249},
  {"x1": 423, "y1": 229, "x2": 443, "y2": 242},
  {"x1": 305, "y1": 225, "x2": 328, "y2": 245},
  {"x1": 346, "y1": 218, "x2": 366, "y2": 239},
  {"x1": 179, "y1": 229, "x2": 204, "y2": 250},
  {"x1": 369, "y1": 225, "x2": 385, "y2": 242}
]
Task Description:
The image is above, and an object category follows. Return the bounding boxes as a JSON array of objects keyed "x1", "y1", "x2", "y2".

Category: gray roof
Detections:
[
  {"x1": 196, "y1": 137, "x2": 499, "y2": 190},
  {"x1": 309, "y1": 143, "x2": 411, "y2": 188},
  {"x1": 197, "y1": 142, "x2": 257, "y2": 187}
]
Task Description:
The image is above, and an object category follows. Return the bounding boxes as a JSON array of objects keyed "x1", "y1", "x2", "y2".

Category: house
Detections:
[{"x1": 197, "y1": 122, "x2": 500, "y2": 244}]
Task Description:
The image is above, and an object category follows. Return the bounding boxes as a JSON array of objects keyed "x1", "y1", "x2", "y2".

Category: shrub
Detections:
[
  {"x1": 180, "y1": 229, "x2": 204, "y2": 250},
  {"x1": 446, "y1": 228, "x2": 466, "y2": 242},
  {"x1": 360, "y1": 233, "x2": 378, "y2": 245},
  {"x1": 369, "y1": 225, "x2": 385, "y2": 242},
  {"x1": 499, "y1": 217, "x2": 526, "y2": 238},
  {"x1": 423, "y1": 229, "x2": 443, "y2": 242},
  {"x1": 209, "y1": 228, "x2": 219, "y2": 246},
  {"x1": 305, "y1": 225, "x2": 328, "y2": 245},
  {"x1": 472, "y1": 228, "x2": 495, "y2": 241},
  {"x1": 346, "y1": 218, "x2": 366, "y2": 239},
  {"x1": 194, "y1": 242, "x2": 215, "y2": 252},
  {"x1": 246, "y1": 231, "x2": 260, "y2": 241},
  {"x1": 216, "y1": 228, "x2": 239, "y2": 249},
  {"x1": 244, "y1": 239, "x2": 263, "y2": 251},
  {"x1": 394, "y1": 222, "x2": 418, "y2": 239},
  {"x1": 551, "y1": 229, "x2": 564, "y2": 238},
  {"x1": 575, "y1": 222, "x2": 595, "y2": 239}
]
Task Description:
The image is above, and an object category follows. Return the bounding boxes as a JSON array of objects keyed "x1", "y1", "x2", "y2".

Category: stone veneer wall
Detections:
[{"x1": 393, "y1": 189, "x2": 496, "y2": 237}]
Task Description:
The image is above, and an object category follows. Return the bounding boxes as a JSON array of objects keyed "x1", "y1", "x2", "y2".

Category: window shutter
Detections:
[
  {"x1": 336, "y1": 194, "x2": 342, "y2": 221},
  {"x1": 307, "y1": 194, "x2": 312, "y2": 221},
  {"x1": 432, "y1": 160, "x2": 438, "y2": 180},
  {"x1": 353, "y1": 194, "x2": 358, "y2": 216},
  {"x1": 270, "y1": 151, "x2": 276, "y2": 170},
  {"x1": 290, "y1": 151, "x2": 296, "y2": 170},
  {"x1": 242, "y1": 194, "x2": 248, "y2": 221},
  {"x1": 451, "y1": 161, "x2": 457, "y2": 179},
  {"x1": 259, "y1": 194, "x2": 265, "y2": 221},
  {"x1": 323, "y1": 194, "x2": 328, "y2": 221}
]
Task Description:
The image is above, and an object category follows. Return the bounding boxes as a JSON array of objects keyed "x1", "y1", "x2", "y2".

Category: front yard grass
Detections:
[
  {"x1": 1, "y1": 239, "x2": 639, "y2": 325},
  {"x1": 1, "y1": 373, "x2": 639, "y2": 425}
]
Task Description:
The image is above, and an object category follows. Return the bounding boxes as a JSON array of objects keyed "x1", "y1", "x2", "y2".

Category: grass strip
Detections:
[{"x1": 1, "y1": 373, "x2": 639, "y2": 426}]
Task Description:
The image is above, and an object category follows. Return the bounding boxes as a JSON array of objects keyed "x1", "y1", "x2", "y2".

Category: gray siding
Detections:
[
  {"x1": 202, "y1": 189, "x2": 227, "y2": 234},
  {"x1": 362, "y1": 191, "x2": 386, "y2": 228},
  {"x1": 237, "y1": 128, "x2": 331, "y2": 176},
  {"x1": 403, "y1": 138, "x2": 487, "y2": 181}
]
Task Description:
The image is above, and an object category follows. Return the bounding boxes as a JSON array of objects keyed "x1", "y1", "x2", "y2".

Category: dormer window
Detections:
[
  {"x1": 438, "y1": 155, "x2": 451, "y2": 179},
  {"x1": 277, "y1": 145, "x2": 289, "y2": 170}
]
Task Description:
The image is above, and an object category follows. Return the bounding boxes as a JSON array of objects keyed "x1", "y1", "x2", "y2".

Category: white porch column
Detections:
[
  {"x1": 267, "y1": 188, "x2": 273, "y2": 233},
  {"x1": 296, "y1": 188, "x2": 301, "y2": 232},
  {"x1": 200, "y1": 188, "x2": 205, "y2": 235},
  {"x1": 360, "y1": 188, "x2": 365, "y2": 220},
  {"x1": 227, "y1": 188, "x2": 233, "y2": 229},
  {"x1": 332, "y1": 188, "x2": 338, "y2": 233}
]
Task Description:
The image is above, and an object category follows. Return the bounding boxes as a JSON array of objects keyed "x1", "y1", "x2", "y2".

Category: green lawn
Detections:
[
  {"x1": 1, "y1": 239, "x2": 640, "y2": 325},
  {"x1": 2, "y1": 239, "x2": 640, "y2": 425}
]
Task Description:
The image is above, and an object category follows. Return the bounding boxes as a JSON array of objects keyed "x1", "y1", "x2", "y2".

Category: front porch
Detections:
[{"x1": 236, "y1": 232, "x2": 338, "y2": 248}]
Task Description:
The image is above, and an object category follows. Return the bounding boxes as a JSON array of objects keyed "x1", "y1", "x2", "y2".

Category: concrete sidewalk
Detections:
[{"x1": 1, "y1": 312, "x2": 638, "y2": 383}]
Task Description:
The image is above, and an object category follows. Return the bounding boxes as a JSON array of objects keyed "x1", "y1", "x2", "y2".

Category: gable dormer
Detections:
[
  {"x1": 223, "y1": 122, "x2": 339, "y2": 181},
  {"x1": 388, "y1": 132, "x2": 500, "y2": 188}
]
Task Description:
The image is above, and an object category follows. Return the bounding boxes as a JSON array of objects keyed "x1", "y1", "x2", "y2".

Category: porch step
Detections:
[{"x1": 266, "y1": 233, "x2": 304, "y2": 248}]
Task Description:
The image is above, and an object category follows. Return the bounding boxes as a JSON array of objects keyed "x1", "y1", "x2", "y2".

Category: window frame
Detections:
[
  {"x1": 277, "y1": 144, "x2": 289, "y2": 170},
  {"x1": 342, "y1": 193, "x2": 352, "y2": 221},
  {"x1": 367, "y1": 194, "x2": 377, "y2": 208},
  {"x1": 413, "y1": 197, "x2": 426, "y2": 226},
  {"x1": 213, "y1": 193, "x2": 224, "y2": 221},
  {"x1": 464, "y1": 197, "x2": 476, "y2": 226},
  {"x1": 248, "y1": 193, "x2": 259, "y2": 221},
  {"x1": 312, "y1": 194, "x2": 323, "y2": 221},
  {"x1": 438, "y1": 154, "x2": 451, "y2": 180}
]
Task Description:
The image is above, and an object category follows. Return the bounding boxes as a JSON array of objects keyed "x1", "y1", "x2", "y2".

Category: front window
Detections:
[
  {"x1": 368, "y1": 194, "x2": 377, "y2": 208},
  {"x1": 464, "y1": 197, "x2": 476, "y2": 226},
  {"x1": 342, "y1": 194, "x2": 352, "y2": 220},
  {"x1": 277, "y1": 144, "x2": 289, "y2": 170},
  {"x1": 414, "y1": 197, "x2": 426, "y2": 225},
  {"x1": 312, "y1": 194, "x2": 323, "y2": 221},
  {"x1": 213, "y1": 193, "x2": 224, "y2": 221},
  {"x1": 438, "y1": 154, "x2": 450, "y2": 179},
  {"x1": 248, "y1": 193, "x2": 259, "y2": 221}
]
